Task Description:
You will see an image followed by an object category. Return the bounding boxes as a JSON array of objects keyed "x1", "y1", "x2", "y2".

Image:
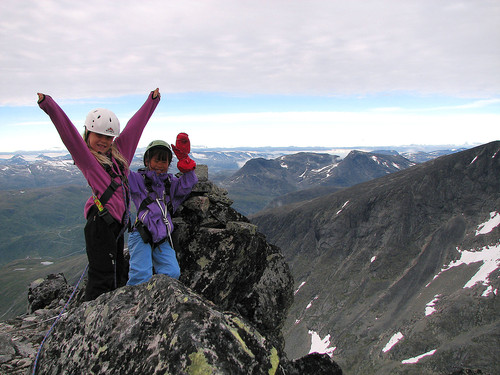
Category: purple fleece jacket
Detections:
[
  {"x1": 38, "y1": 92, "x2": 160, "y2": 222},
  {"x1": 128, "y1": 168, "x2": 198, "y2": 243}
]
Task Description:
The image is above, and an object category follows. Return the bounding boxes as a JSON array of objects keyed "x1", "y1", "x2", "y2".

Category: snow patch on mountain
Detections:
[
  {"x1": 481, "y1": 285, "x2": 497, "y2": 297},
  {"x1": 294, "y1": 281, "x2": 306, "y2": 295},
  {"x1": 294, "y1": 294, "x2": 318, "y2": 325},
  {"x1": 306, "y1": 296, "x2": 319, "y2": 310},
  {"x1": 382, "y1": 332, "x2": 404, "y2": 353},
  {"x1": 191, "y1": 152, "x2": 208, "y2": 159},
  {"x1": 428, "y1": 244, "x2": 500, "y2": 291},
  {"x1": 424, "y1": 212, "x2": 500, "y2": 293},
  {"x1": 425, "y1": 294, "x2": 441, "y2": 316},
  {"x1": 370, "y1": 155, "x2": 404, "y2": 170},
  {"x1": 401, "y1": 349, "x2": 437, "y2": 364},
  {"x1": 475, "y1": 211, "x2": 500, "y2": 235},
  {"x1": 308, "y1": 330, "x2": 336, "y2": 357},
  {"x1": 336, "y1": 200, "x2": 350, "y2": 215}
]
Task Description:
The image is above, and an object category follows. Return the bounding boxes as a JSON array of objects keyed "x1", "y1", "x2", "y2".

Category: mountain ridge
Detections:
[
  {"x1": 0, "y1": 145, "x2": 465, "y2": 191},
  {"x1": 251, "y1": 141, "x2": 500, "y2": 374},
  {"x1": 221, "y1": 150, "x2": 415, "y2": 214}
]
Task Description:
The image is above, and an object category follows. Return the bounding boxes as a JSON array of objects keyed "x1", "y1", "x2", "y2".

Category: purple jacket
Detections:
[
  {"x1": 128, "y1": 168, "x2": 198, "y2": 243},
  {"x1": 39, "y1": 92, "x2": 160, "y2": 222}
]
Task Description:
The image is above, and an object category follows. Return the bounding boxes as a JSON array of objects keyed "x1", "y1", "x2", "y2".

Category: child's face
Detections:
[
  {"x1": 87, "y1": 132, "x2": 113, "y2": 154},
  {"x1": 148, "y1": 154, "x2": 170, "y2": 174}
]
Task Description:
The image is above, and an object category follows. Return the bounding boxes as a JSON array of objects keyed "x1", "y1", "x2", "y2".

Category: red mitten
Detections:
[
  {"x1": 177, "y1": 156, "x2": 196, "y2": 173},
  {"x1": 172, "y1": 132, "x2": 196, "y2": 172},
  {"x1": 172, "y1": 132, "x2": 190, "y2": 159}
]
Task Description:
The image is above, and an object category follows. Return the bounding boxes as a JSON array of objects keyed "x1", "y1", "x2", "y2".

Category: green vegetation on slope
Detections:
[
  {"x1": 0, "y1": 253, "x2": 88, "y2": 320},
  {"x1": 0, "y1": 185, "x2": 88, "y2": 265}
]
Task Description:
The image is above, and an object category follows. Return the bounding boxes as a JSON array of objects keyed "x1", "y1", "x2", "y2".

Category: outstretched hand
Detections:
[
  {"x1": 172, "y1": 132, "x2": 190, "y2": 157},
  {"x1": 37, "y1": 93, "x2": 45, "y2": 103},
  {"x1": 172, "y1": 132, "x2": 196, "y2": 172},
  {"x1": 152, "y1": 88, "x2": 160, "y2": 99}
]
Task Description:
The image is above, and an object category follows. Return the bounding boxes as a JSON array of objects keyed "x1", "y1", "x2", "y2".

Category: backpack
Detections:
[{"x1": 133, "y1": 173, "x2": 175, "y2": 249}]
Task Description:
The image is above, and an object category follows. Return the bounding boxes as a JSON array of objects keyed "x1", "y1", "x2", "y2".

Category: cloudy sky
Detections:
[{"x1": 1, "y1": 0, "x2": 499, "y2": 152}]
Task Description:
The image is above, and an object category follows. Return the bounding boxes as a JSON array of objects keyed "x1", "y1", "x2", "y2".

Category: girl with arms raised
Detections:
[{"x1": 37, "y1": 88, "x2": 160, "y2": 300}]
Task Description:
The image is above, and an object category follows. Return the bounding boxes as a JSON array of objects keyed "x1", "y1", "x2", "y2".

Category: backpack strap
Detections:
[
  {"x1": 99, "y1": 164, "x2": 121, "y2": 206},
  {"x1": 91, "y1": 161, "x2": 129, "y2": 227},
  {"x1": 137, "y1": 196, "x2": 154, "y2": 214},
  {"x1": 137, "y1": 174, "x2": 173, "y2": 217},
  {"x1": 163, "y1": 178, "x2": 174, "y2": 215}
]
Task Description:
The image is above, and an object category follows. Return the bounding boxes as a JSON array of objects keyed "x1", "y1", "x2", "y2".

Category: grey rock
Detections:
[
  {"x1": 0, "y1": 334, "x2": 15, "y2": 363},
  {"x1": 28, "y1": 273, "x2": 73, "y2": 314},
  {"x1": 194, "y1": 163, "x2": 209, "y2": 181},
  {"x1": 36, "y1": 275, "x2": 281, "y2": 375}
]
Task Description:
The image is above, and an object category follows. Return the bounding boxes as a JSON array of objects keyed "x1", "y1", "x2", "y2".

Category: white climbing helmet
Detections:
[{"x1": 84, "y1": 108, "x2": 120, "y2": 137}]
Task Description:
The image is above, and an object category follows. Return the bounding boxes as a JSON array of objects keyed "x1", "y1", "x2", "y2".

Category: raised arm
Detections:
[
  {"x1": 37, "y1": 93, "x2": 98, "y2": 174},
  {"x1": 115, "y1": 88, "x2": 161, "y2": 162}
]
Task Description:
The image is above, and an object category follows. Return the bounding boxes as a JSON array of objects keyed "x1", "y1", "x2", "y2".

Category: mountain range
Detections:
[
  {"x1": 251, "y1": 141, "x2": 500, "y2": 374},
  {"x1": 0, "y1": 141, "x2": 497, "y2": 374},
  {"x1": 0, "y1": 146, "x2": 463, "y2": 269},
  {"x1": 0, "y1": 145, "x2": 465, "y2": 190},
  {"x1": 220, "y1": 150, "x2": 417, "y2": 214}
]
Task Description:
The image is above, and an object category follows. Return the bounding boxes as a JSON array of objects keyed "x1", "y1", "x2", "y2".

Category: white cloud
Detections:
[
  {"x1": 140, "y1": 110, "x2": 500, "y2": 148},
  {"x1": 1, "y1": 1, "x2": 499, "y2": 151},
  {"x1": 2, "y1": 107, "x2": 498, "y2": 152},
  {"x1": 1, "y1": 0, "x2": 499, "y2": 105}
]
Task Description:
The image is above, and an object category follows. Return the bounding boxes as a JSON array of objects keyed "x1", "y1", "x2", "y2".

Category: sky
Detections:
[{"x1": 1, "y1": 0, "x2": 499, "y2": 152}]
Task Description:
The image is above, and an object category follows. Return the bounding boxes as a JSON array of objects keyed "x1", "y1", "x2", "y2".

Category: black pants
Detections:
[{"x1": 84, "y1": 207, "x2": 128, "y2": 301}]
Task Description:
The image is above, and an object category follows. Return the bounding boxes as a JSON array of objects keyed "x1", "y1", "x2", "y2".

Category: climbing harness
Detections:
[
  {"x1": 134, "y1": 173, "x2": 175, "y2": 250},
  {"x1": 31, "y1": 263, "x2": 89, "y2": 375},
  {"x1": 91, "y1": 159, "x2": 131, "y2": 237}
]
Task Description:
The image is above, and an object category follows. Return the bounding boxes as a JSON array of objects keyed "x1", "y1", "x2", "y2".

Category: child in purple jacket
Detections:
[
  {"x1": 37, "y1": 89, "x2": 160, "y2": 300},
  {"x1": 127, "y1": 135, "x2": 197, "y2": 285}
]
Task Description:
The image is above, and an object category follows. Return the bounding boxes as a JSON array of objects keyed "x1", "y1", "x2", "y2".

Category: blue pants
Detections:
[{"x1": 127, "y1": 231, "x2": 180, "y2": 286}]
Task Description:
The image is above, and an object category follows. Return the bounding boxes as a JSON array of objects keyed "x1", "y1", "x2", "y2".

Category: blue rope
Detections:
[{"x1": 31, "y1": 263, "x2": 89, "y2": 375}]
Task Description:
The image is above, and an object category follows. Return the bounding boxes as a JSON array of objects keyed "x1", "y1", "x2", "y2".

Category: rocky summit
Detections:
[{"x1": 0, "y1": 164, "x2": 342, "y2": 374}]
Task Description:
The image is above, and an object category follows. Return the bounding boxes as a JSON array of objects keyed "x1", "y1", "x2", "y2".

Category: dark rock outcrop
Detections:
[
  {"x1": 174, "y1": 177, "x2": 293, "y2": 351},
  {"x1": 280, "y1": 352, "x2": 343, "y2": 375},
  {"x1": 27, "y1": 273, "x2": 74, "y2": 314}
]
